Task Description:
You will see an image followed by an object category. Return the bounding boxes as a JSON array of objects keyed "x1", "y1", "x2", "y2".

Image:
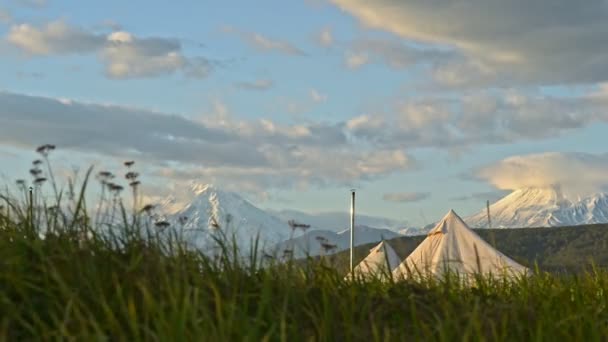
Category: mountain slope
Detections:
[
  {"x1": 273, "y1": 225, "x2": 402, "y2": 258},
  {"x1": 466, "y1": 187, "x2": 608, "y2": 228},
  {"x1": 269, "y1": 209, "x2": 407, "y2": 232},
  {"x1": 161, "y1": 184, "x2": 293, "y2": 251}
]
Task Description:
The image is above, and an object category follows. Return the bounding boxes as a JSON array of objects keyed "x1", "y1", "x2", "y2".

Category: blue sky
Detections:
[{"x1": 2, "y1": 0, "x2": 608, "y2": 227}]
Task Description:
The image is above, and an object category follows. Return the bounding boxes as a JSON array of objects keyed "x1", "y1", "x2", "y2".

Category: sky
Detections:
[{"x1": 2, "y1": 0, "x2": 608, "y2": 227}]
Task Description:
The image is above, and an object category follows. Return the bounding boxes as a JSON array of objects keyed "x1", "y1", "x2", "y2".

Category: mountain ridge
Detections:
[{"x1": 466, "y1": 186, "x2": 608, "y2": 228}]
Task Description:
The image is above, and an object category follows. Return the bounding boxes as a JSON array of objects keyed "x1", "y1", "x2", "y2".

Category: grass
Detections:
[{"x1": 2, "y1": 150, "x2": 608, "y2": 340}]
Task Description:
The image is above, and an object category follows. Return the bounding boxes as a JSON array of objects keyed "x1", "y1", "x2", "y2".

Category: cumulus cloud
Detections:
[
  {"x1": 331, "y1": 0, "x2": 608, "y2": 85},
  {"x1": 346, "y1": 37, "x2": 456, "y2": 70},
  {"x1": 347, "y1": 88, "x2": 608, "y2": 149},
  {"x1": 235, "y1": 78, "x2": 274, "y2": 91},
  {"x1": 6, "y1": 20, "x2": 212, "y2": 79},
  {"x1": 476, "y1": 152, "x2": 608, "y2": 196},
  {"x1": 316, "y1": 27, "x2": 333, "y2": 47},
  {"x1": 7, "y1": 21, "x2": 104, "y2": 55},
  {"x1": 223, "y1": 26, "x2": 305, "y2": 56},
  {"x1": 383, "y1": 192, "x2": 430, "y2": 203},
  {"x1": 345, "y1": 52, "x2": 368, "y2": 69},
  {"x1": 310, "y1": 88, "x2": 327, "y2": 103},
  {"x1": 0, "y1": 91, "x2": 414, "y2": 193}
]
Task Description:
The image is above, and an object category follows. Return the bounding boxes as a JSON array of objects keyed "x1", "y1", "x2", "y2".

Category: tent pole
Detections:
[
  {"x1": 350, "y1": 189, "x2": 355, "y2": 274},
  {"x1": 486, "y1": 200, "x2": 492, "y2": 229}
]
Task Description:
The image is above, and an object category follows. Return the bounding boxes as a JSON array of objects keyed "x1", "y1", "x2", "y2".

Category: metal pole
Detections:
[
  {"x1": 350, "y1": 189, "x2": 355, "y2": 274},
  {"x1": 486, "y1": 200, "x2": 492, "y2": 229}
]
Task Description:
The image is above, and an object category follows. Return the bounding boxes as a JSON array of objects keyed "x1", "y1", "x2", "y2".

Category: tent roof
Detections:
[
  {"x1": 346, "y1": 240, "x2": 401, "y2": 280},
  {"x1": 393, "y1": 209, "x2": 528, "y2": 280}
]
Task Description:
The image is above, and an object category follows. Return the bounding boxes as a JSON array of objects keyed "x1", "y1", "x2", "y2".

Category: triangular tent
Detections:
[
  {"x1": 393, "y1": 210, "x2": 528, "y2": 281},
  {"x1": 346, "y1": 240, "x2": 401, "y2": 280}
]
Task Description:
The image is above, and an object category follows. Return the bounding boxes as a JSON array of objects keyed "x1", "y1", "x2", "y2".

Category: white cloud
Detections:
[
  {"x1": 383, "y1": 192, "x2": 430, "y2": 203},
  {"x1": 331, "y1": 0, "x2": 608, "y2": 85},
  {"x1": 310, "y1": 88, "x2": 327, "y2": 103},
  {"x1": 235, "y1": 79, "x2": 274, "y2": 90},
  {"x1": 346, "y1": 37, "x2": 456, "y2": 71},
  {"x1": 476, "y1": 152, "x2": 608, "y2": 197},
  {"x1": 223, "y1": 26, "x2": 305, "y2": 56},
  {"x1": 317, "y1": 27, "x2": 333, "y2": 47},
  {"x1": 345, "y1": 52, "x2": 368, "y2": 69},
  {"x1": 0, "y1": 91, "x2": 415, "y2": 193},
  {"x1": 7, "y1": 21, "x2": 103, "y2": 55},
  {"x1": 347, "y1": 88, "x2": 608, "y2": 149},
  {"x1": 6, "y1": 20, "x2": 212, "y2": 79}
]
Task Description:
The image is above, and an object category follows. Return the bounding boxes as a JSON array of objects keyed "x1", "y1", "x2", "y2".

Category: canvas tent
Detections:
[
  {"x1": 392, "y1": 210, "x2": 528, "y2": 281},
  {"x1": 345, "y1": 240, "x2": 401, "y2": 280}
]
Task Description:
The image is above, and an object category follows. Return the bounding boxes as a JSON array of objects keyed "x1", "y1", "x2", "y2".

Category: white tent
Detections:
[
  {"x1": 346, "y1": 240, "x2": 401, "y2": 280},
  {"x1": 393, "y1": 210, "x2": 528, "y2": 281}
]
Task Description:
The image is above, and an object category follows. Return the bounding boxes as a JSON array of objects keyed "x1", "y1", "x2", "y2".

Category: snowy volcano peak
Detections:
[
  {"x1": 161, "y1": 183, "x2": 291, "y2": 250},
  {"x1": 466, "y1": 186, "x2": 608, "y2": 228}
]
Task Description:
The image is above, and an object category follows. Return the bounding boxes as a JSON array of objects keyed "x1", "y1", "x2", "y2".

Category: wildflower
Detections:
[
  {"x1": 129, "y1": 180, "x2": 141, "y2": 187},
  {"x1": 125, "y1": 171, "x2": 139, "y2": 180},
  {"x1": 97, "y1": 171, "x2": 114, "y2": 179},
  {"x1": 155, "y1": 221, "x2": 170, "y2": 229},
  {"x1": 210, "y1": 217, "x2": 220, "y2": 230},
  {"x1": 29, "y1": 169, "x2": 42, "y2": 177},
  {"x1": 178, "y1": 216, "x2": 188, "y2": 225},
  {"x1": 32, "y1": 159, "x2": 43, "y2": 166},
  {"x1": 141, "y1": 204, "x2": 155, "y2": 214},
  {"x1": 36, "y1": 144, "x2": 56, "y2": 156},
  {"x1": 107, "y1": 183, "x2": 124, "y2": 195},
  {"x1": 288, "y1": 219, "x2": 311, "y2": 231},
  {"x1": 282, "y1": 249, "x2": 293, "y2": 259},
  {"x1": 124, "y1": 161, "x2": 135, "y2": 168},
  {"x1": 320, "y1": 242, "x2": 337, "y2": 253},
  {"x1": 34, "y1": 177, "x2": 47, "y2": 185}
]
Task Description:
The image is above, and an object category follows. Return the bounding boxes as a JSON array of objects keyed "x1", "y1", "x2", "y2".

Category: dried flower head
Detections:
[
  {"x1": 129, "y1": 180, "x2": 141, "y2": 188},
  {"x1": 155, "y1": 221, "x2": 170, "y2": 229},
  {"x1": 29, "y1": 168, "x2": 42, "y2": 177},
  {"x1": 282, "y1": 249, "x2": 293, "y2": 258},
  {"x1": 288, "y1": 219, "x2": 311, "y2": 231},
  {"x1": 320, "y1": 242, "x2": 337, "y2": 252},
  {"x1": 32, "y1": 159, "x2": 43, "y2": 166},
  {"x1": 125, "y1": 171, "x2": 139, "y2": 180},
  {"x1": 210, "y1": 217, "x2": 221, "y2": 230},
  {"x1": 16, "y1": 179, "x2": 25, "y2": 187},
  {"x1": 141, "y1": 204, "x2": 155, "y2": 214},
  {"x1": 34, "y1": 177, "x2": 47, "y2": 185},
  {"x1": 97, "y1": 171, "x2": 114, "y2": 179},
  {"x1": 36, "y1": 144, "x2": 56, "y2": 156},
  {"x1": 124, "y1": 161, "x2": 135, "y2": 168},
  {"x1": 107, "y1": 183, "x2": 124, "y2": 194},
  {"x1": 178, "y1": 216, "x2": 188, "y2": 225}
]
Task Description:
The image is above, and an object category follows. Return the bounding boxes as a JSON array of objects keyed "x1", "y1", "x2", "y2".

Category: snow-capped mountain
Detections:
[
  {"x1": 466, "y1": 186, "x2": 608, "y2": 228},
  {"x1": 273, "y1": 225, "x2": 402, "y2": 258},
  {"x1": 269, "y1": 209, "x2": 407, "y2": 232},
  {"x1": 160, "y1": 184, "x2": 294, "y2": 251}
]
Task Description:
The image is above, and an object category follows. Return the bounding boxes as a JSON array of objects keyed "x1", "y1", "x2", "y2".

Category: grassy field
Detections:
[
  {"x1": 3, "y1": 201, "x2": 608, "y2": 340},
  {"x1": 2, "y1": 153, "x2": 608, "y2": 340}
]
